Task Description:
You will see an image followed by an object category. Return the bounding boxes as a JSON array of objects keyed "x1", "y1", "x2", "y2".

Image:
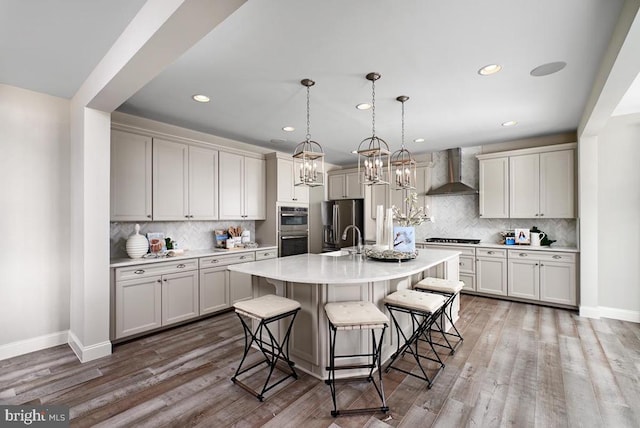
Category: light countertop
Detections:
[
  {"x1": 418, "y1": 241, "x2": 579, "y2": 253},
  {"x1": 226, "y1": 249, "x2": 460, "y2": 284},
  {"x1": 110, "y1": 245, "x2": 278, "y2": 268}
]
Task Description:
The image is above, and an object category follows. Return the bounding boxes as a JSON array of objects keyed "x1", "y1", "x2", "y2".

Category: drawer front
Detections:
[
  {"x1": 255, "y1": 249, "x2": 278, "y2": 260},
  {"x1": 116, "y1": 259, "x2": 198, "y2": 281},
  {"x1": 421, "y1": 244, "x2": 476, "y2": 257},
  {"x1": 476, "y1": 248, "x2": 507, "y2": 258},
  {"x1": 508, "y1": 250, "x2": 576, "y2": 264},
  {"x1": 200, "y1": 252, "x2": 256, "y2": 268},
  {"x1": 459, "y1": 255, "x2": 475, "y2": 273}
]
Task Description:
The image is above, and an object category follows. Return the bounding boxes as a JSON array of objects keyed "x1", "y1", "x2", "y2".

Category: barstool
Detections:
[
  {"x1": 413, "y1": 277, "x2": 464, "y2": 354},
  {"x1": 324, "y1": 301, "x2": 390, "y2": 417},
  {"x1": 231, "y1": 294, "x2": 301, "y2": 401},
  {"x1": 384, "y1": 289, "x2": 447, "y2": 388}
]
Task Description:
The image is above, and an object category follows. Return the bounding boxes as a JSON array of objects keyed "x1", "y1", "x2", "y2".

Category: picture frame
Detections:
[
  {"x1": 146, "y1": 232, "x2": 166, "y2": 253},
  {"x1": 393, "y1": 226, "x2": 416, "y2": 252},
  {"x1": 515, "y1": 228, "x2": 530, "y2": 245}
]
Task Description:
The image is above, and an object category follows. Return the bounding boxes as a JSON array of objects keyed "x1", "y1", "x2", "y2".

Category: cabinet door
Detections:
[
  {"x1": 115, "y1": 276, "x2": 162, "y2": 339},
  {"x1": 161, "y1": 270, "x2": 199, "y2": 326},
  {"x1": 509, "y1": 154, "x2": 539, "y2": 218},
  {"x1": 229, "y1": 271, "x2": 253, "y2": 304},
  {"x1": 459, "y1": 272, "x2": 476, "y2": 292},
  {"x1": 218, "y1": 152, "x2": 244, "y2": 219},
  {"x1": 153, "y1": 138, "x2": 189, "y2": 221},
  {"x1": 244, "y1": 157, "x2": 266, "y2": 219},
  {"x1": 328, "y1": 174, "x2": 345, "y2": 199},
  {"x1": 508, "y1": 257, "x2": 540, "y2": 300},
  {"x1": 540, "y1": 261, "x2": 576, "y2": 305},
  {"x1": 540, "y1": 150, "x2": 575, "y2": 218},
  {"x1": 345, "y1": 172, "x2": 364, "y2": 198},
  {"x1": 479, "y1": 157, "x2": 509, "y2": 218},
  {"x1": 199, "y1": 267, "x2": 229, "y2": 315},
  {"x1": 277, "y1": 158, "x2": 295, "y2": 202},
  {"x1": 110, "y1": 130, "x2": 152, "y2": 221},
  {"x1": 188, "y1": 146, "x2": 218, "y2": 220},
  {"x1": 476, "y1": 257, "x2": 507, "y2": 296}
]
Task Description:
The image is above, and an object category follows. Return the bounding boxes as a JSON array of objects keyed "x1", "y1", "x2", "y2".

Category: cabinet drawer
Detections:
[
  {"x1": 255, "y1": 249, "x2": 278, "y2": 260},
  {"x1": 459, "y1": 255, "x2": 475, "y2": 273},
  {"x1": 508, "y1": 250, "x2": 576, "y2": 263},
  {"x1": 200, "y1": 252, "x2": 256, "y2": 268},
  {"x1": 421, "y1": 244, "x2": 476, "y2": 257},
  {"x1": 116, "y1": 259, "x2": 198, "y2": 281},
  {"x1": 476, "y1": 248, "x2": 507, "y2": 258}
]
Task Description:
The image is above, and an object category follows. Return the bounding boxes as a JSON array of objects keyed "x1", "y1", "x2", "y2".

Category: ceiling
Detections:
[{"x1": 2, "y1": 0, "x2": 636, "y2": 166}]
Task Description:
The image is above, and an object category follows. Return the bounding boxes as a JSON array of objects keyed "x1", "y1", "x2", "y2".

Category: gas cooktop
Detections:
[{"x1": 424, "y1": 238, "x2": 481, "y2": 244}]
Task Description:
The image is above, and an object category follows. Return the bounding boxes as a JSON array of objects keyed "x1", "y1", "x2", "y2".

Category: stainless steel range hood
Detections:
[{"x1": 426, "y1": 148, "x2": 478, "y2": 196}]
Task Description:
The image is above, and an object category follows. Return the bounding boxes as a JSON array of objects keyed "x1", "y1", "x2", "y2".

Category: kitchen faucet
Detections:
[{"x1": 341, "y1": 225, "x2": 363, "y2": 254}]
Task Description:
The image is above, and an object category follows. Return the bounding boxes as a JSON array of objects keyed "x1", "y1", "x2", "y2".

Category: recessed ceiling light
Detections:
[
  {"x1": 282, "y1": 126, "x2": 295, "y2": 132},
  {"x1": 192, "y1": 94, "x2": 210, "y2": 103},
  {"x1": 502, "y1": 120, "x2": 518, "y2": 127},
  {"x1": 356, "y1": 103, "x2": 372, "y2": 110},
  {"x1": 413, "y1": 138, "x2": 425, "y2": 143},
  {"x1": 530, "y1": 61, "x2": 567, "y2": 77},
  {"x1": 478, "y1": 64, "x2": 502, "y2": 76}
]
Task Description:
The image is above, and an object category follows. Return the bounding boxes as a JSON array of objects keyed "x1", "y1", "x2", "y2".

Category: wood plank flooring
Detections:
[{"x1": 1, "y1": 295, "x2": 639, "y2": 427}]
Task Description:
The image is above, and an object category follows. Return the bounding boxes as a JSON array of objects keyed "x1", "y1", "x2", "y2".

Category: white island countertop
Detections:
[{"x1": 227, "y1": 249, "x2": 460, "y2": 284}]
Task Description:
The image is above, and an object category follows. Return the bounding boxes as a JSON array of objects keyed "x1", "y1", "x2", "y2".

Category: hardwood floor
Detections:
[{"x1": 1, "y1": 295, "x2": 639, "y2": 427}]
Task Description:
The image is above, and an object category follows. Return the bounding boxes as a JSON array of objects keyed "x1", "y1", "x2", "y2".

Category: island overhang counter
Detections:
[{"x1": 227, "y1": 249, "x2": 461, "y2": 380}]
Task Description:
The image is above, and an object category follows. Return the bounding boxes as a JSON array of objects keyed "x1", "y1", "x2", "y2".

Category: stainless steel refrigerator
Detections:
[{"x1": 321, "y1": 199, "x2": 364, "y2": 252}]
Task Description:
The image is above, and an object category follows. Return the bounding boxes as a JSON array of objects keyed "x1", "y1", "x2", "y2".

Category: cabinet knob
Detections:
[
  {"x1": 134, "y1": 269, "x2": 145, "y2": 275},
  {"x1": 535, "y1": 263, "x2": 539, "y2": 266},
  {"x1": 534, "y1": 213, "x2": 539, "y2": 216},
  {"x1": 147, "y1": 215, "x2": 152, "y2": 219},
  {"x1": 163, "y1": 278, "x2": 168, "y2": 282},
  {"x1": 540, "y1": 263, "x2": 544, "y2": 267},
  {"x1": 176, "y1": 264, "x2": 186, "y2": 268},
  {"x1": 157, "y1": 279, "x2": 161, "y2": 283},
  {"x1": 185, "y1": 215, "x2": 190, "y2": 218},
  {"x1": 540, "y1": 213, "x2": 544, "y2": 216},
  {"x1": 519, "y1": 253, "x2": 527, "y2": 257}
]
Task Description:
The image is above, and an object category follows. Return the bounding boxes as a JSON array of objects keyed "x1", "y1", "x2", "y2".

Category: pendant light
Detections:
[
  {"x1": 293, "y1": 78, "x2": 324, "y2": 187},
  {"x1": 391, "y1": 95, "x2": 416, "y2": 190},
  {"x1": 357, "y1": 72, "x2": 390, "y2": 186}
]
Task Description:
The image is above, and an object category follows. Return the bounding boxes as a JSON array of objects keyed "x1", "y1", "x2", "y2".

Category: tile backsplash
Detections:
[
  {"x1": 111, "y1": 220, "x2": 256, "y2": 259},
  {"x1": 414, "y1": 147, "x2": 577, "y2": 247}
]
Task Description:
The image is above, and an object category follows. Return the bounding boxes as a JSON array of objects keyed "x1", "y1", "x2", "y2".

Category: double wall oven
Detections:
[{"x1": 278, "y1": 206, "x2": 309, "y2": 257}]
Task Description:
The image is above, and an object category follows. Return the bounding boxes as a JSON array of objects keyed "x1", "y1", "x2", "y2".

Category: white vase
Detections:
[{"x1": 126, "y1": 224, "x2": 148, "y2": 258}]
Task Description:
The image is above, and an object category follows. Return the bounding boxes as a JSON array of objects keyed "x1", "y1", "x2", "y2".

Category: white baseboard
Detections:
[
  {"x1": 0, "y1": 330, "x2": 69, "y2": 361},
  {"x1": 579, "y1": 306, "x2": 601, "y2": 319},
  {"x1": 599, "y1": 306, "x2": 640, "y2": 323},
  {"x1": 68, "y1": 331, "x2": 112, "y2": 363}
]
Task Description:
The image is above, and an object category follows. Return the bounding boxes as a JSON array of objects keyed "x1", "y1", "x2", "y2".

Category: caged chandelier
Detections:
[
  {"x1": 391, "y1": 95, "x2": 416, "y2": 190},
  {"x1": 292, "y1": 78, "x2": 324, "y2": 187},
  {"x1": 357, "y1": 72, "x2": 390, "y2": 186}
]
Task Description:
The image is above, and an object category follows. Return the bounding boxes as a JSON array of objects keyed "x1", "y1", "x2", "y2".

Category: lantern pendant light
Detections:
[
  {"x1": 293, "y1": 78, "x2": 324, "y2": 187},
  {"x1": 391, "y1": 95, "x2": 416, "y2": 191},
  {"x1": 357, "y1": 72, "x2": 390, "y2": 186}
]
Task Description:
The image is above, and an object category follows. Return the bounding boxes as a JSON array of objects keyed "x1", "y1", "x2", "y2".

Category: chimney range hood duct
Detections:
[{"x1": 426, "y1": 148, "x2": 478, "y2": 196}]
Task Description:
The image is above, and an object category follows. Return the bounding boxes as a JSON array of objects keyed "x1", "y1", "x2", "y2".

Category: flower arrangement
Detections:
[{"x1": 392, "y1": 192, "x2": 430, "y2": 226}]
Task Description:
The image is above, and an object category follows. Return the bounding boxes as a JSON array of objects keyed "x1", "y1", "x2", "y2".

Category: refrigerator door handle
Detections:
[{"x1": 333, "y1": 205, "x2": 339, "y2": 244}]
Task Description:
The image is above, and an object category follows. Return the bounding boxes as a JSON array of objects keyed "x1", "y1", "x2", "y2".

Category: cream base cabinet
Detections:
[
  {"x1": 219, "y1": 152, "x2": 266, "y2": 220},
  {"x1": 540, "y1": 260, "x2": 576, "y2": 306},
  {"x1": 199, "y1": 267, "x2": 229, "y2": 315},
  {"x1": 110, "y1": 130, "x2": 152, "y2": 221},
  {"x1": 161, "y1": 270, "x2": 199, "y2": 326},
  {"x1": 115, "y1": 277, "x2": 162, "y2": 339},
  {"x1": 507, "y1": 255, "x2": 540, "y2": 300},
  {"x1": 476, "y1": 248, "x2": 507, "y2": 296},
  {"x1": 229, "y1": 271, "x2": 253, "y2": 304}
]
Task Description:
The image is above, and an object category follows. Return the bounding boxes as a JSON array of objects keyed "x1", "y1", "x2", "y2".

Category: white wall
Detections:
[
  {"x1": 597, "y1": 112, "x2": 640, "y2": 319},
  {"x1": 0, "y1": 84, "x2": 71, "y2": 358}
]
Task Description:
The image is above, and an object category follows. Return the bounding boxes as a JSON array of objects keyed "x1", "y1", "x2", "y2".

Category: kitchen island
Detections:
[{"x1": 227, "y1": 248, "x2": 460, "y2": 379}]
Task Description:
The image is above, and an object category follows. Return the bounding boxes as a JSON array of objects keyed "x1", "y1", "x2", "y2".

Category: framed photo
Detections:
[
  {"x1": 393, "y1": 226, "x2": 415, "y2": 252},
  {"x1": 146, "y1": 232, "x2": 166, "y2": 253},
  {"x1": 515, "y1": 228, "x2": 530, "y2": 245}
]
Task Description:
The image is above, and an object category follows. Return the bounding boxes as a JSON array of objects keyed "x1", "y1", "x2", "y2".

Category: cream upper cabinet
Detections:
[
  {"x1": 328, "y1": 171, "x2": 363, "y2": 199},
  {"x1": 153, "y1": 138, "x2": 189, "y2": 221},
  {"x1": 477, "y1": 143, "x2": 576, "y2": 219},
  {"x1": 219, "y1": 152, "x2": 266, "y2": 220},
  {"x1": 277, "y1": 158, "x2": 309, "y2": 203},
  {"x1": 153, "y1": 138, "x2": 219, "y2": 221},
  {"x1": 479, "y1": 157, "x2": 509, "y2": 218},
  {"x1": 110, "y1": 130, "x2": 152, "y2": 221}
]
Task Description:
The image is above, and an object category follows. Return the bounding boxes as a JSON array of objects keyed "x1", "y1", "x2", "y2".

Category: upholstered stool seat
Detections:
[
  {"x1": 324, "y1": 301, "x2": 389, "y2": 417},
  {"x1": 414, "y1": 277, "x2": 464, "y2": 354},
  {"x1": 231, "y1": 294, "x2": 301, "y2": 401},
  {"x1": 384, "y1": 290, "x2": 447, "y2": 388}
]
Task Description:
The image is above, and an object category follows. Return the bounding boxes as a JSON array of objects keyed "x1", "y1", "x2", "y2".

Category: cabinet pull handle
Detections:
[
  {"x1": 519, "y1": 253, "x2": 527, "y2": 257},
  {"x1": 211, "y1": 259, "x2": 219, "y2": 264},
  {"x1": 176, "y1": 264, "x2": 186, "y2": 268},
  {"x1": 134, "y1": 269, "x2": 145, "y2": 274},
  {"x1": 552, "y1": 255, "x2": 561, "y2": 259},
  {"x1": 240, "y1": 256, "x2": 247, "y2": 260},
  {"x1": 487, "y1": 251, "x2": 495, "y2": 255},
  {"x1": 264, "y1": 253, "x2": 270, "y2": 256}
]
